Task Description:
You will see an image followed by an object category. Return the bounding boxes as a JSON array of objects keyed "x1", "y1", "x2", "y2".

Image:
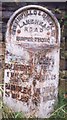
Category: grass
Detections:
[
  {"x1": 50, "y1": 93, "x2": 67, "y2": 119},
  {"x1": 0, "y1": 79, "x2": 67, "y2": 119},
  {"x1": 50, "y1": 79, "x2": 67, "y2": 119}
]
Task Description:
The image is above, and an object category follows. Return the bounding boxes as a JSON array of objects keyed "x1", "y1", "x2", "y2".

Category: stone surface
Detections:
[{"x1": 3, "y1": 5, "x2": 60, "y2": 118}]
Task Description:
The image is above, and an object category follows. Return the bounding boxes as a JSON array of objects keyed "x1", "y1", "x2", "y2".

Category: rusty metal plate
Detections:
[{"x1": 4, "y1": 5, "x2": 60, "y2": 118}]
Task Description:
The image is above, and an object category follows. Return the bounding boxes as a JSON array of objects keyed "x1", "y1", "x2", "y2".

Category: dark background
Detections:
[
  {"x1": 1, "y1": 2, "x2": 67, "y2": 80},
  {"x1": 0, "y1": 2, "x2": 66, "y2": 118},
  {"x1": 2, "y1": 2, "x2": 67, "y2": 69}
]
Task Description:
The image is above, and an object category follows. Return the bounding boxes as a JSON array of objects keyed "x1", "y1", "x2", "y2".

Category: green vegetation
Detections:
[
  {"x1": 0, "y1": 4, "x2": 67, "y2": 120},
  {"x1": 0, "y1": 79, "x2": 67, "y2": 119},
  {"x1": 50, "y1": 84, "x2": 67, "y2": 119}
]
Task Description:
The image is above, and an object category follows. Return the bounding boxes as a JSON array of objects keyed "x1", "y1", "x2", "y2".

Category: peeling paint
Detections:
[{"x1": 4, "y1": 5, "x2": 60, "y2": 118}]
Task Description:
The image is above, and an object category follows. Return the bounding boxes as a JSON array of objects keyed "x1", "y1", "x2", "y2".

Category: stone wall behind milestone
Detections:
[{"x1": 0, "y1": 2, "x2": 67, "y2": 117}]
